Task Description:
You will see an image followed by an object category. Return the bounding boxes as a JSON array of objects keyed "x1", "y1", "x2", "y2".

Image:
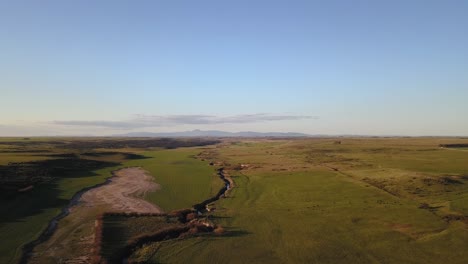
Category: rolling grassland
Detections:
[{"x1": 142, "y1": 138, "x2": 468, "y2": 263}]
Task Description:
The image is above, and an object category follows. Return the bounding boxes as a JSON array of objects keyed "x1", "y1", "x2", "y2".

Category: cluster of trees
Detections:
[{"x1": 439, "y1": 143, "x2": 468, "y2": 148}]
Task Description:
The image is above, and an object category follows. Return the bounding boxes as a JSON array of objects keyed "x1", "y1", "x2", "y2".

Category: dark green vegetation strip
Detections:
[
  {"x1": 439, "y1": 143, "x2": 468, "y2": 148},
  {"x1": 0, "y1": 138, "x2": 219, "y2": 150}
]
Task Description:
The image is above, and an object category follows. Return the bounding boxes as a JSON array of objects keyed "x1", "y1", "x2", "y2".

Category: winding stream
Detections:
[
  {"x1": 19, "y1": 174, "x2": 117, "y2": 264},
  {"x1": 119, "y1": 167, "x2": 232, "y2": 262},
  {"x1": 193, "y1": 167, "x2": 231, "y2": 212},
  {"x1": 19, "y1": 166, "x2": 232, "y2": 264}
]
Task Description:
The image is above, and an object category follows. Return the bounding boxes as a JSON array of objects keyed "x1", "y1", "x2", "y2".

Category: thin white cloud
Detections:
[
  {"x1": 52, "y1": 120, "x2": 135, "y2": 129},
  {"x1": 53, "y1": 114, "x2": 318, "y2": 129}
]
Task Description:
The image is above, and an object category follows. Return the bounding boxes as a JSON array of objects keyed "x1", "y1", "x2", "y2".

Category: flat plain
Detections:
[{"x1": 1, "y1": 137, "x2": 468, "y2": 263}]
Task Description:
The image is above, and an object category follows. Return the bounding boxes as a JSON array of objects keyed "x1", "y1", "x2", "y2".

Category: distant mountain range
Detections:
[{"x1": 113, "y1": 129, "x2": 310, "y2": 138}]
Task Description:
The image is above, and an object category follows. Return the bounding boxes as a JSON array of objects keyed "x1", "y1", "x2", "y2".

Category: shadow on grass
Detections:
[
  {"x1": 81, "y1": 151, "x2": 151, "y2": 160},
  {"x1": 0, "y1": 182, "x2": 68, "y2": 224},
  {"x1": 219, "y1": 229, "x2": 252, "y2": 238},
  {"x1": 0, "y1": 158, "x2": 119, "y2": 224},
  {"x1": 207, "y1": 215, "x2": 232, "y2": 220}
]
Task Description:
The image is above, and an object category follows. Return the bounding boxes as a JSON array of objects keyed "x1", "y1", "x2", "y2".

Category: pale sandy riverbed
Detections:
[{"x1": 79, "y1": 167, "x2": 162, "y2": 213}]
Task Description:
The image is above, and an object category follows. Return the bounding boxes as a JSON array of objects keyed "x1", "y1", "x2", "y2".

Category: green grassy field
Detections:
[
  {"x1": 140, "y1": 138, "x2": 468, "y2": 263},
  {"x1": 125, "y1": 148, "x2": 221, "y2": 211},
  {"x1": 2, "y1": 137, "x2": 468, "y2": 263}
]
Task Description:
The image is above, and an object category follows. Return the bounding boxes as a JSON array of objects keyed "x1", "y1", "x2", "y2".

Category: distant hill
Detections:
[{"x1": 113, "y1": 129, "x2": 310, "y2": 138}]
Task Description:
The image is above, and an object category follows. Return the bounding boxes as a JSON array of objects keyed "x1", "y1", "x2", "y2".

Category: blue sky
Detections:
[{"x1": 1, "y1": 0, "x2": 467, "y2": 136}]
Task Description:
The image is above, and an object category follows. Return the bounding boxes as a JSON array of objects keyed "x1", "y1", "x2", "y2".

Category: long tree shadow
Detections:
[
  {"x1": 80, "y1": 151, "x2": 151, "y2": 160},
  {"x1": 207, "y1": 215, "x2": 232, "y2": 220},
  {"x1": 219, "y1": 229, "x2": 252, "y2": 238}
]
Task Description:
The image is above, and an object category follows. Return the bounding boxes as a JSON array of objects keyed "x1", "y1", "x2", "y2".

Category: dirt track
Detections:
[{"x1": 80, "y1": 167, "x2": 162, "y2": 213}]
